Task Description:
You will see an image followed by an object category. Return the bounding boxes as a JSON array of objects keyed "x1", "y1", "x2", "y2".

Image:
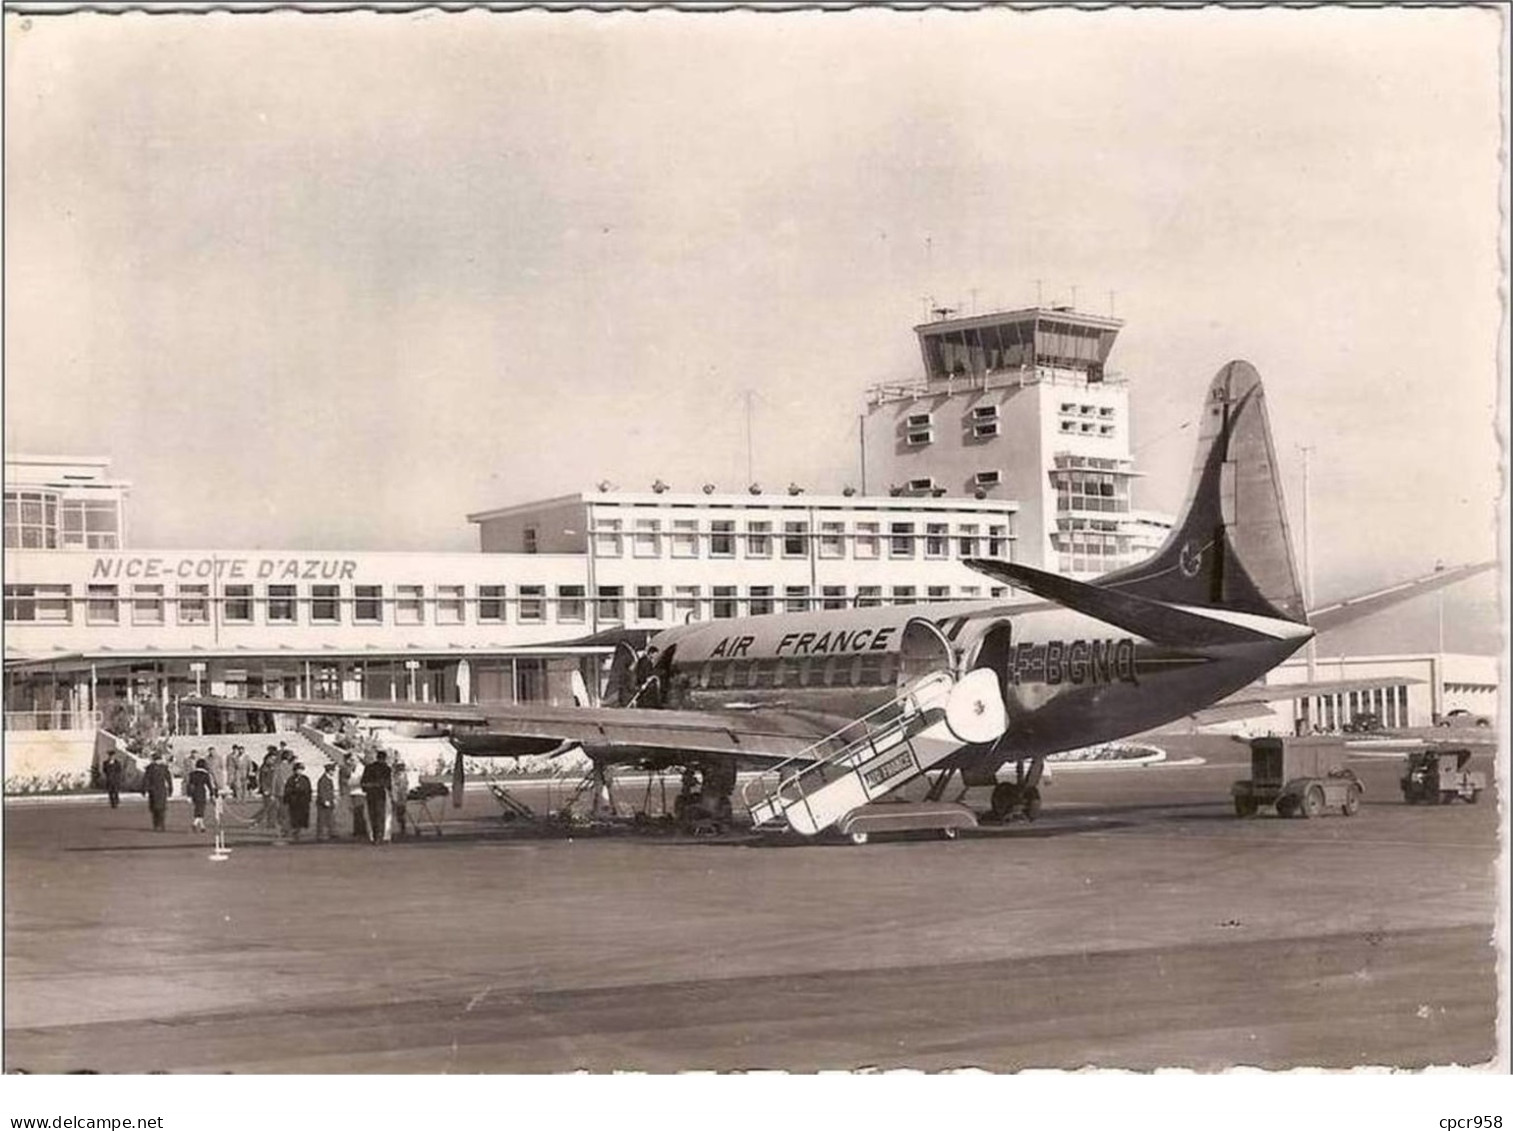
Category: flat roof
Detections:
[{"x1": 468, "y1": 490, "x2": 1022, "y2": 524}]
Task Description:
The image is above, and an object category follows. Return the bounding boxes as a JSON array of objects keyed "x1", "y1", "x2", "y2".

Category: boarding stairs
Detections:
[{"x1": 741, "y1": 667, "x2": 1007, "y2": 837}]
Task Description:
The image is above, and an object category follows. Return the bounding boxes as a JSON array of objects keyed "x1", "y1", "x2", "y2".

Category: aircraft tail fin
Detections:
[{"x1": 1099, "y1": 360, "x2": 1308, "y2": 625}]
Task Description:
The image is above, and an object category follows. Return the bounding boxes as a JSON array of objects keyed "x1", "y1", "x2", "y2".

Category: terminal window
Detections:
[
  {"x1": 556, "y1": 585, "x2": 586, "y2": 624},
  {"x1": 821, "y1": 585, "x2": 847, "y2": 610},
  {"x1": 928, "y1": 586, "x2": 950, "y2": 603},
  {"x1": 395, "y1": 585, "x2": 424, "y2": 625},
  {"x1": 889, "y1": 522, "x2": 915, "y2": 558},
  {"x1": 671, "y1": 520, "x2": 699, "y2": 558},
  {"x1": 925, "y1": 523, "x2": 948, "y2": 558},
  {"x1": 61, "y1": 499, "x2": 120, "y2": 549},
  {"x1": 354, "y1": 585, "x2": 383, "y2": 624},
  {"x1": 784, "y1": 585, "x2": 810, "y2": 613},
  {"x1": 855, "y1": 586, "x2": 882, "y2": 608},
  {"x1": 959, "y1": 585, "x2": 981, "y2": 599},
  {"x1": 711, "y1": 585, "x2": 737, "y2": 619},
  {"x1": 594, "y1": 518, "x2": 623, "y2": 558},
  {"x1": 86, "y1": 583, "x2": 119, "y2": 625},
  {"x1": 478, "y1": 585, "x2": 507, "y2": 623},
  {"x1": 632, "y1": 519, "x2": 662, "y2": 558},
  {"x1": 674, "y1": 585, "x2": 700, "y2": 622},
  {"x1": 958, "y1": 523, "x2": 980, "y2": 556},
  {"x1": 597, "y1": 585, "x2": 624, "y2": 622},
  {"x1": 4, "y1": 490, "x2": 58, "y2": 548},
  {"x1": 783, "y1": 522, "x2": 809, "y2": 558},
  {"x1": 224, "y1": 584, "x2": 253, "y2": 623},
  {"x1": 891, "y1": 585, "x2": 916, "y2": 606},
  {"x1": 519, "y1": 585, "x2": 546, "y2": 623},
  {"x1": 746, "y1": 521, "x2": 772, "y2": 558},
  {"x1": 636, "y1": 585, "x2": 663, "y2": 622},
  {"x1": 178, "y1": 584, "x2": 209, "y2": 625},
  {"x1": 311, "y1": 584, "x2": 340, "y2": 624},
  {"x1": 435, "y1": 585, "x2": 465, "y2": 625},
  {"x1": 987, "y1": 525, "x2": 1008, "y2": 557},
  {"x1": 709, "y1": 520, "x2": 735, "y2": 557},
  {"x1": 854, "y1": 521, "x2": 880, "y2": 559},
  {"x1": 267, "y1": 585, "x2": 297, "y2": 624},
  {"x1": 3, "y1": 584, "x2": 71, "y2": 623},
  {"x1": 748, "y1": 585, "x2": 774, "y2": 616},
  {"x1": 818, "y1": 521, "x2": 845, "y2": 558},
  {"x1": 132, "y1": 584, "x2": 165, "y2": 625}
]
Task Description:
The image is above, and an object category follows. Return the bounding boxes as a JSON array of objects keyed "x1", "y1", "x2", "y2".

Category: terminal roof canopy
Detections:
[{"x1": 914, "y1": 307, "x2": 1123, "y2": 383}]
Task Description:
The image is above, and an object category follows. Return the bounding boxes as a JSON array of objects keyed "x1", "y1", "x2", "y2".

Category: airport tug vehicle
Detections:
[
  {"x1": 1399, "y1": 746, "x2": 1484, "y2": 805},
  {"x1": 1232, "y1": 737, "x2": 1363, "y2": 819}
]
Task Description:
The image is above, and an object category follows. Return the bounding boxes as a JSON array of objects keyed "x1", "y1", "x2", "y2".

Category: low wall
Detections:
[{"x1": 3, "y1": 729, "x2": 104, "y2": 788}]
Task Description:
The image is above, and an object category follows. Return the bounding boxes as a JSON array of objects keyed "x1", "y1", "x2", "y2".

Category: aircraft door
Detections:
[
  {"x1": 899, "y1": 617, "x2": 957, "y2": 689},
  {"x1": 968, "y1": 621, "x2": 1015, "y2": 706}
]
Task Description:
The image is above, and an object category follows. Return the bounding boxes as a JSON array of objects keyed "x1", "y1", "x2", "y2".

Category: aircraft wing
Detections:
[
  {"x1": 1184, "y1": 675, "x2": 1426, "y2": 727},
  {"x1": 181, "y1": 694, "x2": 826, "y2": 766},
  {"x1": 1308, "y1": 561, "x2": 1495, "y2": 634}
]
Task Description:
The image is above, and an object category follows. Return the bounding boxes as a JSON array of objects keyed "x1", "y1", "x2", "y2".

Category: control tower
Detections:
[{"x1": 863, "y1": 306, "x2": 1166, "y2": 576}]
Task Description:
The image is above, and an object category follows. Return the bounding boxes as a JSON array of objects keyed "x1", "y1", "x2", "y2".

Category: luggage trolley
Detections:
[{"x1": 405, "y1": 781, "x2": 451, "y2": 837}]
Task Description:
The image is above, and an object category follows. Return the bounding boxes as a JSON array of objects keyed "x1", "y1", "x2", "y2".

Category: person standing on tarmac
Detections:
[
  {"x1": 100, "y1": 748, "x2": 125, "y2": 809},
  {"x1": 284, "y1": 762, "x2": 313, "y2": 843},
  {"x1": 271, "y1": 751, "x2": 294, "y2": 841},
  {"x1": 390, "y1": 760, "x2": 411, "y2": 840},
  {"x1": 360, "y1": 751, "x2": 393, "y2": 845},
  {"x1": 315, "y1": 763, "x2": 338, "y2": 842},
  {"x1": 186, "y1": 758, "x2": 216, "y2": 833},
  {"x1": 141, "y1": 752, "x2": 173, "y2": 832}
]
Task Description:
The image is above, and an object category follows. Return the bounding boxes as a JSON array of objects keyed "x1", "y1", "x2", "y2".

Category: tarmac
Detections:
[{"x1": 3, "y1": 735, "x2": 1501, "y2": 1072}]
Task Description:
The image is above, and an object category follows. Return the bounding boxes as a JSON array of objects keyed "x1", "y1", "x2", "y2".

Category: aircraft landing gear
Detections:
[
  {"x1": 673, "y1": 766, "x2": 733, "y2": 836},
  {"x1": 990, "y1": 759, "x2": 1044, "y2": 823}
]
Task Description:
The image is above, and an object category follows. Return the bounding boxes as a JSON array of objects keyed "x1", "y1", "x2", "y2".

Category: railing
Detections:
[
  {"x1": 867, "y1": 367, "x2": 1126, "y2": 406},
  {"x1": 741, "y1": 670, "x2": 956, "y2": 827},
  {"x1": 3, "y1": 710, "x2": 103, "y2": 733}
]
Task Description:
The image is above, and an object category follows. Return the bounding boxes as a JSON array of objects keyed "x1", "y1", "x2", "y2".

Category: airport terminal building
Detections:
[{"x1": 4, "y1": 457, "x2": 1022, "y2": 741}]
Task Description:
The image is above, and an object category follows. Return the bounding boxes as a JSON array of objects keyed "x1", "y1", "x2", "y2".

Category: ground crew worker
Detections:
[
  {"x1": 360, "y1": 751, "x2": 393, "y2": 845},
  {"x1": 186, "y1": 758, "x2": 216, "y2": 833},
  {"x1": 141, "y1": 752, "x2": 173, "y2": 832},
  {"x1": 315, "y1": 763, "x2": 338, "y2": 842},
  {"x1": 284, "y1": 762, "x2": 313, "y2": 843},
  {"x1": 100, "y1": 749, "x2": 124, "y2": 809},
  {"x1": 339, "y1": 751, "x2": 366, "y2": 840}
]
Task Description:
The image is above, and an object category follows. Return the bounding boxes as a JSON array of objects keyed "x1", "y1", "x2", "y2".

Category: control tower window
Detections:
[{"x1": 5, "y1": 491, "x2": 59, "y2": 549}]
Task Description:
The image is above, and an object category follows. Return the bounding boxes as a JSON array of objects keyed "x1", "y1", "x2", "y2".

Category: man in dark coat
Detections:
[
  {"x1": 283, "y1": 761, "x2": 313, "y2": 842},
  {"x1": 100, "y1": 749, "x2": 125, "y2": 809},
  {"x1": 186, "y1": 757, "x2": 216, "y2": 833},
  {"x1": 360, "y1": 751, "x2": 393, "y2": 845},
  {"x1": 141, "y1": 752, "x2": 173, "y2": 832},
  {"x1": 315, "y1": 763, "x2": 338, "y2": 842}
]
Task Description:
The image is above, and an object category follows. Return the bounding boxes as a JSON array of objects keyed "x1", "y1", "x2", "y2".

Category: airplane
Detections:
[{"x1": 184, "y1": 360, "x2": 1493, "y2": 837}]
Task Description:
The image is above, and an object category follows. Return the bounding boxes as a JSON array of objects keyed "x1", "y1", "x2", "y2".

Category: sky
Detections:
[{"x1": 4, "y1": 6, "x2": 1506, "y2": 650}]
